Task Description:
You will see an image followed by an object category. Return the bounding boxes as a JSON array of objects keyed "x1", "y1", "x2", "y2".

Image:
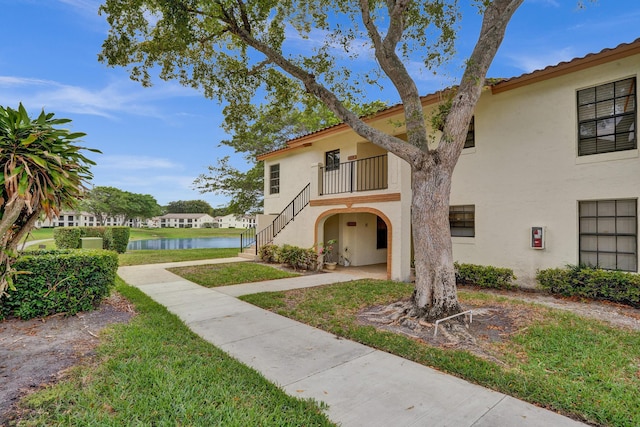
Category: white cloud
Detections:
[
  {"x1": 91, "y1": 172, "x2": 228, "y2": 205},
  {"x1": 525, "y1": 0, "x2": 560, "y2": 7},
  {"x1": 57, "y1": 0, "x2": 101, "y2": 15},
  {"x1": 505, "y1": 47, "x2": 576, "y2": 73},
  {"x1": 0, "y1": 75, "x2": 199, "y2": 119},
  {"x1": 95, "y1": 155, "x2": 180, "y2": 171}
]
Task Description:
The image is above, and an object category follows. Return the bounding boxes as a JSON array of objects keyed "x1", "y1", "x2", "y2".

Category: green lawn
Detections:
[
  {"x1": 241, "y1": 280, "x2": 640, "y2": 427},
  {"x1": 24, "y1": 226, "x2": 243, "y2": 243},
  {"x1": 16, "y1": 279, "x2": 334, "y2": 426},
  {"x1": 169, "y1": 262, "x2": 299, "y2": 287},
  {"x1": 118, "y1": 248, "x2": 240, "y2": 266}
]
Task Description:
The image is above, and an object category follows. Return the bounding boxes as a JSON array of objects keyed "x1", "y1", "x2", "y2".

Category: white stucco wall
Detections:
[
  {"x1": 261, "y1": 49, "x2": 638, "y2": 286},
  {"x1": 450, "y1": 56, "x2": 639, "y2": 285}
]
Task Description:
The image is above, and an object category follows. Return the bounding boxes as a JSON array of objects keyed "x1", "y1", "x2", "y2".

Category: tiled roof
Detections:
[
  {"x1": 491, "y1": 38, "x2": 640, "y2": 94},
  {"x1": 258, "y1": 38, "x2": 640, "y2": 160}
]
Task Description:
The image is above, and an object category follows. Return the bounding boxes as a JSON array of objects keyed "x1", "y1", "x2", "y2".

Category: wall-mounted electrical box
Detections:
[{"x1": 531, "y1": 226, "x2": 545, "y2": 250}]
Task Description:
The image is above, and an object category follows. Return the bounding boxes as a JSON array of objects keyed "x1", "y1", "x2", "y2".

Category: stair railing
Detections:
[{"x1": 244, "y1": 183, "x2": 310, "y2": 255}]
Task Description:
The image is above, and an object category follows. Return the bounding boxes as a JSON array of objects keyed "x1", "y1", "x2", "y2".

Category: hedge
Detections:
[
  {"x1": 537, "y1": 265, "x2": 640, "y2": 308},
  {"x1": 54, "y1": 226, "x2": 130, "y2": 253},
  {"x1": 258, "y1": 243, "x2": 318, "y2": 270},
  {"x1": 454, "y1": 262, "x2": 516, "y2": 290},
  {"x1": 1, "y1": 249, "x2": 119, "y2": 320}
]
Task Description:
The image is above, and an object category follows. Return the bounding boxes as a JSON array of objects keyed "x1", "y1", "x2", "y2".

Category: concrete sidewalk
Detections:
[{"x1": 118, "y1": 259, "x2": 586, "y2": 427}]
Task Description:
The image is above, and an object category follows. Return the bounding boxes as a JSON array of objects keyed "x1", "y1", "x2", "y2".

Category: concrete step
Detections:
[{"x1": 238, "y1": 251, "x2": 257, "y2": 260}]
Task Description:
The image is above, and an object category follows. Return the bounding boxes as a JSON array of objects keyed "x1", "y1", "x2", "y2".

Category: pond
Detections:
[{"x1": 127, "y1": 237, "x2": 241, "y2": 251}]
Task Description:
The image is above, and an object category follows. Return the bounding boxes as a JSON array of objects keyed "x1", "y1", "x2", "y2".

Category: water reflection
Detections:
[{"x1": 127, "y1": 237, "x2": 240, "y2": 250}]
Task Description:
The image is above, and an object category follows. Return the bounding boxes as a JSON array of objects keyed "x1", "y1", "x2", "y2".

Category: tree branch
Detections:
[
  {"x1": 235, "y1": 0, "x2": 252, "y2": 33},
  {"x1": 225, "y1": 20, "x2": 421, "y2": 163},
  {"x1": 0, "y1": 199, "x2": 25, "y2": 242},
  {"x1": 439, "y1": 0, "x2": 523, "y2": 166},
  {"x1": 8, "y1": 208, "x2": 41, "y2": 252},
  {"x1": 359, "y1": 0, "x2": 427, "y2": 151}
]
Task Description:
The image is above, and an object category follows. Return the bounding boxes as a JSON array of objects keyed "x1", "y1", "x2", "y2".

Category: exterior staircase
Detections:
[
  {"x1": 238, "y1": 183, "x2": 310, "y2": 258},
  {"x1": 238, "y1": 244, "x2": 257, "y2": 260}
]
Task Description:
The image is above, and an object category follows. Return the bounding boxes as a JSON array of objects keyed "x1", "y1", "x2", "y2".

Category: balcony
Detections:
[{"x1": 319, "y1": 154, "x2": 388, "y2": 196}]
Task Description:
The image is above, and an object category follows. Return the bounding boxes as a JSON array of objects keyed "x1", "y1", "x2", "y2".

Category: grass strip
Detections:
[
  {"x1": 16, "y1": 278, "x2": 334, "y2": 426},
  {"x1": 241, "y1": 279, "x2": 640, "y2": 426},
  {"x1": 168, "y1": 262, "x2": 299, "y2": 287},
  {"x1": 118, "y1": 248, "x2": 239, "y2": 266},
  {"x1": 23, "y1": 227, "x2": 243, "y2": 243}
]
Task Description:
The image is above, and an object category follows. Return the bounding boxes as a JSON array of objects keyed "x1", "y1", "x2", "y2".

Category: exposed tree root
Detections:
[{"x1": 358, "y1": 299, "x2": 508, "y2": 365}]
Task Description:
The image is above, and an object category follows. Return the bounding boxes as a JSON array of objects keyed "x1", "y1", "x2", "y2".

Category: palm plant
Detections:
[{"x1": 0, "y1": 103, "x2": 99, "y2": 298}]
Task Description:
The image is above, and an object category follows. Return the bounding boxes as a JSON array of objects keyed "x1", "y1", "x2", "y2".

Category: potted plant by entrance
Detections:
[{"x1": 319, "y1": 239, "x2": 338, "y2": 270}]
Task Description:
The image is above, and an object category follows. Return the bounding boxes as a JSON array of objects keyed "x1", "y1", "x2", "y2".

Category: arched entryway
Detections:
[{"x1": 315, "y1": 208, "x2": 392, "y2": 280}]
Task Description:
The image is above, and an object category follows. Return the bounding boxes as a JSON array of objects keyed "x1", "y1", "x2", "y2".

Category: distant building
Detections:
[
  {"x1": 157, "y1": 213, "x2": 215, "y2": 228},
  {"x1": 215, "y1": 214, "x2": 256, "y2": 229},
  {"x1": 36, "y1": 211, "x2": 158, "y2": 228}
]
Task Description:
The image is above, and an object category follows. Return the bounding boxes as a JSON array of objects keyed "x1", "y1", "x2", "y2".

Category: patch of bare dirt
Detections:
[
  {"x1": 357, "y1": 287, "x2": 640, "y2": 365},
  {"x1": 0, "y1": 293, "x2": 136, "y2": 425}
]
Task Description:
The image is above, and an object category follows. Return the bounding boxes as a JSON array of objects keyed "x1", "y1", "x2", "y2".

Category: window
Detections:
[
  {"x1": 376, "y1": 216, "x2": 387, "y2": 249},
  {"x1": 449, "y1": 205, "x2": 475, "y2": 237},
  {"x1": 579, "y1": 199, "x2": 637, "y2": 272},
  {"x1": 269, "y1": 164, "x2": 280, "y2": 194},
  {"x1": 464, "y1": 116, "x2": 475, "y2": 149},
  {"x1": 577, "y1": 77, "x2": 636, "y2": 156},
  {"x1": 325, "y1": 149, "x2": 340, "y2": 171}
]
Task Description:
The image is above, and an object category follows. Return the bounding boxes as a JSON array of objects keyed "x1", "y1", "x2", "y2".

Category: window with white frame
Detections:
[
  {"x1": 577, "y1": 77, "x2": 636, "y2": 156},
  {"x1": 449, "y1": 205, "x2": 475, "y2": 237},
  {"x1": 269, "y1": 164, "x2": 280, "y2": 194},
  {"x1": 579, "y1": 199, "x2": 637, "y2": 272}
]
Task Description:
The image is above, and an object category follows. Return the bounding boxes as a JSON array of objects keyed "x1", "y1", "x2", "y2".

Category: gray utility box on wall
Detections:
[{"x1": 81, "y1": 237, "x2": 103, "y2": 249}]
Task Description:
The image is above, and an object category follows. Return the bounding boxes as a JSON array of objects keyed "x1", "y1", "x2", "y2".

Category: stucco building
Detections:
[
  {"x1": 216, "y1": 214, "x2": 257, "y2": 229},
  {"x1": 254, "y1": 39, "x2": 639, "y2": 286},
  {"x1": 158, "y1": 213, "x2": 215, "y2": 228}
]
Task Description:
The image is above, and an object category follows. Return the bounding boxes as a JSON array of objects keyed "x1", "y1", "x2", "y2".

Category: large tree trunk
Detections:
[{"x1": 410, "y1": 162, "x2": 461, "y2": 320}]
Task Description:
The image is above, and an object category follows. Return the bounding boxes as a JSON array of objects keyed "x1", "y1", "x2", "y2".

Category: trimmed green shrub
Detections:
[
  {"x1": 1, "y1": 249, "x2": 118, "y2": 320},
  {"x1": 53, "y1": 227, "x2": 83, "y2": 249},
  {"x1": 53, "y1": 226, "x2": 130, "y2": 253},
  {"x1": 278, "y1": 244, "x2": 317, "y2": 270},
  {"x1": 259, "y1": 243, "x2": 317, "y2": 270},
  {"x1": 454, "y1": 262, "x2": 516, "y2": 290},
  {"x1": 537, "y1": 265, "x2": 640, "y2": 308},
  {"x1": 110, "y1": 227, "x2": 130, "y2": 253},
  {"x1": 258, "y1": 244, "x2": 280, "y2": 263}
]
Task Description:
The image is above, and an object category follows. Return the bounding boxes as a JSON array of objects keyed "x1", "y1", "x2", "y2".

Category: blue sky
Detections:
[{"x1": 1, "y1": 0, "x2": 638, "y2": 209}]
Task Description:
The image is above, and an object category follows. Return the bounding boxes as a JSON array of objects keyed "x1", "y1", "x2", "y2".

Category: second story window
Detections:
[
  {"x1": 578, "y1": 77, "x2": 636, "y2": 156},
  {"x1": 269, "y1": 164, "x2": 280, "y2": 194},
  {"x1": 325, "y1": 149, "x2": 340, "y2": 171},
  {"x1": 464, "y1": 116, "x2": 475, "y2": 149}
]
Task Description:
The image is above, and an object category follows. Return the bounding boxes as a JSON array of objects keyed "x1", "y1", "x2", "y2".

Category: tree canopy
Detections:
[
  {"x1": 165, "y1": 199, "x2": 214, "y2": 214},
  {"x1": 99, "y1": 0, "x2": 524, "y2": 320},
  {"x1": 80, "y1": 186, "x2": 162, "y2": 225}
]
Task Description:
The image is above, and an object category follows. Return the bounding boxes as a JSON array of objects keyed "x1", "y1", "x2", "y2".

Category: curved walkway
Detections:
[{"x1": 118, "y1": 258, "x2": 586, "y2": 427}]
